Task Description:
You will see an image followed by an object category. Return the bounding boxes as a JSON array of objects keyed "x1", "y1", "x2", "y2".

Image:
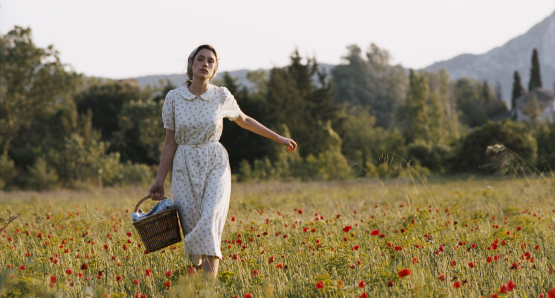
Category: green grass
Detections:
[{"x1": 1, "y1": 175, "x2": 555, "y2": 297}]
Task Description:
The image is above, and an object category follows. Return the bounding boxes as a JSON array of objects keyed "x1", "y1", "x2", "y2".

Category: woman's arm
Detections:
[
  {"x1": 149, "y1": 129, "x2": 178, "y2": 200},
  {"x1": 234, "y1": 112, "x2": 297, "y2": 153}
]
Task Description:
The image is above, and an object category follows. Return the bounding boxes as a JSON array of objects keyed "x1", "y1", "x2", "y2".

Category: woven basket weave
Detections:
[{"x1": 132, "y1": 196, "x2": 182, "y2": 253}]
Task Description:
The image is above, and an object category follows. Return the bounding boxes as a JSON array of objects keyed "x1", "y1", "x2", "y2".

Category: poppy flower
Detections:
[
  {"x1": 492, "y1": 294, "x2": 498, "y2": 298},
  {"x1": 164, "y1": 281, "x2": 171, "y2": 288},
  {"x1": 316, "y1": 281, "x2": 325, "y2": 289},
  {"x1": 80, "y1": 263, "x2": 88, "y2": 270},
  {"x1": 507, "y1": 280, "x2": 516, "y2": 291},
  {"x1": 276, "y1": 263, "x2": 284, "y2": 269},
  {"x1": 352, "y1": 245, "x2": 360, "y2": 251},
  {"x1": 133, "y1": 279, "x2": 140, "y2": 285},
  {"x1": 245, "y1": 293, "x2": 253, "y2": 298},
  {"x1": 450, "y1": 260, "x2": 456, "y2": 267},
  {"x1": 359, "y1": 280, "x2": 365, "y2": 288},
  {"x1": 387, "y1": 281, "x2": 394, "y2": 287},
  {"x1": 19, "y1": 265, "x2": 26, "y2": 270},
  {"x1": 453, "y1": 281, "x2": 460, "y2": 289},
  {"x1": 268, "y1": 256, "x2": 275, "y2": 264},
  {"x1": 126, "y1": 232, "x2": 132, "y2": 237},
  {"x1": 412, "y1": 257, "x2": 420, "y2": 264},
  {"x1": 371, "y1": 230, "x2": 380, "y2": 236},
  {"x1": 500, "y1": 284, "x2": 509, "y2": 293},
  {"x1": 303, "y1": 227, "x2": 309, "y2": 232},
  {"x1": 145, "y1": 269, "x2": 151, "y2": 277},
  {"x1": 165, "y1": 270, "x2": 172, "y2": 277},
  {"x1": 116, "y1": 275, "x2": 121, "y2": 282},
  {"x1": 311, "y1": 228, "x2": 316, "y2": 233},
  {"x1": 547, "y1": 288, "x2": 555, "y2": 298},
  {"x1": 65, "y1": 269, "x2": 73, "y2": 275},
  {"x1": 394, "y1": 246, "x2": 402, "y2": 251},
  {"x1": 438, "y1": 274, "x2": 445, "y2": 281},
  {"x1": 343, "y1": 226, "x2": 352, "y2": 233},
  {"x1": 359, "y1": 293, "x2": 368, "y2": 298},
  {"x1": 398, "y1": 268, "x2": 411, "y2": 278},
  {"x1": 298, "y1": 209, "x2": 303, "y2": 214},
  {"x1": 252, "y1": 270, "x2": 259, "y2": 277},
  {"x1": 468, "y1": 262, "x2": 475, "y2": 268},
  {"x1": 50, "y1": 276, "x2": 57, "y2": 283}
]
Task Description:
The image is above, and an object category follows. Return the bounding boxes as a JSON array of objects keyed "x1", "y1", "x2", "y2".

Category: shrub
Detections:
[
  {"x1": 450, "y1": 120, "x2": 536, "y2": 173},
  {"x1": 27, "y1": 158, "x2": 60, "y2": 190},
  {"x1": 407, "y1": 140, "x2": 451, "y2": 172},
  {"x1": 536, "y1": 121, "x2": 555, "y2": 172},
  {"x1": 0, "y1": 153, "x2": 16, "y2": 189}
]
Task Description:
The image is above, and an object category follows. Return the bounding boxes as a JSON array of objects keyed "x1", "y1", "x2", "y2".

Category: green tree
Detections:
[
  {"x1": 332, "y1": 44, "x2": 408, "y2": 128},
  {"x1": 396, "y1": 70, "x2": 429, "y2": 143},
  {"x1": 0, "y1": 26, "x2": 82, "y2": 155},
  {"x1": 151, "y1": 78, "x2": 176, "y2": 103},
  {"x1": 528, "y1": 49, "x2": 542, "y2": 91},
  {"x1": 511, "y1": 71, "x2": 523, "y2": 110},
  {"x1": 75, "y1": 80, "x2": 148, "y2": 141}
]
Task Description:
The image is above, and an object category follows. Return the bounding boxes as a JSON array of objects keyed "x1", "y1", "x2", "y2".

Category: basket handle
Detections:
[{"x1": 134, "y1": 196, "x2": 168, "y2": 213}]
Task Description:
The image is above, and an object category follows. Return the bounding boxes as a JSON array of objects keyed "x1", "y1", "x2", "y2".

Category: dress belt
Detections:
[{"x1": 178, "y1": 141, "x2": 219, "y2": 149}]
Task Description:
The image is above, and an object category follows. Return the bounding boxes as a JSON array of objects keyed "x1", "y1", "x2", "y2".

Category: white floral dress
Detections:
[{"x1": 162, "y1": 84, "x2": 241, "y2": 263}]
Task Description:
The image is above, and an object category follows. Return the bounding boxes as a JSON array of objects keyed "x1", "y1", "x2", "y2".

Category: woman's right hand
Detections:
[{"x1": 149, "y1": 182, "x2": 165, "y2": 201}]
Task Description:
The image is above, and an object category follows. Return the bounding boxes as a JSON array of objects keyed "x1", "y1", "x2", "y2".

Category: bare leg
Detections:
[{"x1": 201, "y1": 255, "x2": 219, "y2": 280}]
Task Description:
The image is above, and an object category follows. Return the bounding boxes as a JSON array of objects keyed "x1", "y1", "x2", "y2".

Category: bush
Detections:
[
  {"x1": 0, "y1": 153, "x2": 16, "y2": 189},
  {"x1": 27, "y1": 158, "x2": 60, "y2": 190},
  {"x1": 407, "y1": 140, "x2": 451, "y2": 172},
  {"x1": 536, "y1": 121, "x2": 555, "y2": 172},
  {"x1": 450, "y1": 120, "x2": 536, "y2": 173}
]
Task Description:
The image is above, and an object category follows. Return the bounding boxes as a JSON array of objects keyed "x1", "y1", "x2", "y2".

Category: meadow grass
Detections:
[{"x1": 1, "y1": 174, "x2": 555, "y2": 297}]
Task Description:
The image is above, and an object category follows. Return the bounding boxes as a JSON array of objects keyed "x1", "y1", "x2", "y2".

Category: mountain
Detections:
[
  {"x1": 131, "y1": 64, "x2": 335, "y2": 91},
  {"x1": 425, "y1": 10, "x2": 555, "y2": 102}
]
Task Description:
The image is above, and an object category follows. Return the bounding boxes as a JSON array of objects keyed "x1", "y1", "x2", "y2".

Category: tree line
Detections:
[{"x1": 1, "y1": 26, "x2": 553, "y2": 190}]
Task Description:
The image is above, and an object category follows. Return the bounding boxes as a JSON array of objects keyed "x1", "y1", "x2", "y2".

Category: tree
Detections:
[
  {"x1": 528, "y1": 49, "x2": 542, "y2": 91},
  {"x1": 151, "y1": 78, "x2": 176, "y2": 103},
  {"x1": 75, "y1": 80, "x2": 148, "y2": 141},
  {"x1": 511, "y1": 71, "x2": 523, "y2": 110},
  {"x1": 332, "y1": 44, "x2": 408, "y2": 128},
  {"x1": 0, "y1": 26, "x2": 82, "y2": 155},
  {"x1": 396, "y1": 70, "x2": 429, "y2": 143}
]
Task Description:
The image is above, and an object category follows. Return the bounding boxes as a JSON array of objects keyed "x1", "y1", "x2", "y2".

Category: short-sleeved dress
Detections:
[{"x1": 162, "y1": 84, "x2": 241, "y2": 264}]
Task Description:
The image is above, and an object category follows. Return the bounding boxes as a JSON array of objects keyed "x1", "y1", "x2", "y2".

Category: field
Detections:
[{"x1": 1, "y1": 175, "x2": 555, "y2": 298}]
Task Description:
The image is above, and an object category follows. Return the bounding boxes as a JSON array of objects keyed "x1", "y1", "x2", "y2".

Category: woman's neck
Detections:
[{"x1": 188, "y1": 79, "x2": 210, "y2": 96}]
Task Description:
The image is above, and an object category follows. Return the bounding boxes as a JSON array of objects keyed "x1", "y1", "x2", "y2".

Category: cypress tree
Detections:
[
  {"x1": 511, "y1": 71, "x2": 522, "y2": 110},
  {"x1": 528, "y1": 49, "x2": 542, "y2": 91}
]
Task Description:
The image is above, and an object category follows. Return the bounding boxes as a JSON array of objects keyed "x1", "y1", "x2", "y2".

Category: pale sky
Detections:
[{"x1": 2, "y1": 0, "x2": 554, "y2": 79}]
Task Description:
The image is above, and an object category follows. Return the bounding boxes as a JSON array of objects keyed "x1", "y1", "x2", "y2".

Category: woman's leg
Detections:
[{"x1": 201, "y1": 255, "x2": 219, "y2": 280}]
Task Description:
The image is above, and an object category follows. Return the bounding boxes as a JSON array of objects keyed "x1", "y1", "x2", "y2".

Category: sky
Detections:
[{"x1": 2, "y1": 0, "x2": 555, "y2": 79}]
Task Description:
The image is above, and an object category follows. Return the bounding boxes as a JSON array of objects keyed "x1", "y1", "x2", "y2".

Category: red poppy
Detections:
[
  {"x1": 311, "y1": 228, "x2": 316, "y2": 233},
  {"x1": 500, "y1": 284, "x2": 509, "y2": 293},
  {"x1": 252, "y1": 270, "x2": 259, "y2": 277},
  {"x1": 453, "y1": 281, "x2": 460, "y2": 289},
  {"x1": 19, "y1": 265, "x2": 26, "y2": 270},
  {"x1": 358, "y1": 280, "x2": 365, "y2": 288},
  {"x1": 268, "y1": 256, "x2": 275, "y2": 264},
  {"x1": 298, "y1": 209, "x2": 303, "y2": 214},
  {"x1": 50, "y1": 276, "x2": 57, "y2": 283},
  {"x1": 65, "y1": 269, "x2": 73, "y2": 275},
  {"x1": 352, "y1": 245, "x2": 360, "y2": 251},
  {"x1": 487, "y1": 256, "x2": 492, "y2": 263},
  {"x1": 398, "y1": 268, "x2": 411, "y2": 278},
  {"x1": 547, "y1": 288, "x2": 555, "y2": 298},
  {"x1": 116, "y1": 275, "x2": 121, "y2": 282},
  {"x1": 145, "y1": 269, "x2": 151, "y2": 277},
  {"x1": 165, "y1": 270, "x2": 172, "y2": 277},
  {"x1": 438, "y1": 274, "x2": 445, "y2": 281},
  {"x1": 492, "y1": 294, "x2": 498, "y2": 298},
  {"x1": 81, "y1": 263, "x2": 88, "y2": 270},
  {"x1": 468, "y1": 262, "x2": 475, "y2": 268},
  {"x1": 343, "y1": 226, "x2": 352, "y2": 233},
  {"x1": 371, "y1": 230, "x2": 380, "y2": 236},
  {"x1": 316, "y1": 281, "x2": 325, "y2": 289},
  {"x1": 126, "y1": 232, "x2": 132, "y2": 237},
  {"x1": 412, "y1": 258, "x2": 419, "y2": 264},
  {"x1": 359, "y1": 293, "x2": 368, "y2": 298},
  {"x1": 439, "y1": 245, "x2": 445, "y2": 251},
  {"x1": 450, "y1": 260, "x2": 456, "y2": 266},
  {"x1": 394, "y1": 246, "x2": 402, "y2": 251},
  {"x1": 507, "y1": 280, "x2": 516, "y2": 291},
  {"x1": 387, "y1": 281, "x2": 394, "y2": 287},
  {"x1": 303, "y1": 227, "x2": 309, "y2": 232},
  {"x1": 188, "y1": 266, "x2": 197, "y2": 275},
  {"x1": 164, "y1": 281, "x2": 171, "y2": 288},
  {"x1": 133, "y1": 279, "x2": 140, "y2": 285}
]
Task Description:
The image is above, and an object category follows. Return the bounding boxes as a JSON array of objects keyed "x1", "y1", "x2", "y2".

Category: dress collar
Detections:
[{"x1": 177, "y1": 84, "x2": 217, "y2": 101}]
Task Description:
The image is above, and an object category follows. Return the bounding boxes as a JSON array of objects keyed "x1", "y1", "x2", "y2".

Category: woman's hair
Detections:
[{"x1": 185, "y1": 44, "x2": 219, "y2": 86}]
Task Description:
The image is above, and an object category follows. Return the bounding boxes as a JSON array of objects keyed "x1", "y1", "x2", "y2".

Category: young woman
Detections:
[{"x1": 148, "y1": 45, "x2": 297, "y2": 280}]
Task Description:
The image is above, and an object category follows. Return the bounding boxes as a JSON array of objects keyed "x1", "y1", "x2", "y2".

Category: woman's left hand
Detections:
[{"x1": 279, "y1": 137, "x2": 297, "y2": 153}]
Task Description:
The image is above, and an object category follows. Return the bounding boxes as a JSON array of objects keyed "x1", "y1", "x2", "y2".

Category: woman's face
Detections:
[{"x1": 192, "y1": 49, "x2": 217, "y2": 80}]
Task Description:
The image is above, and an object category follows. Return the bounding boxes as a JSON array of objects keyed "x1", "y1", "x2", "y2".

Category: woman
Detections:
[{"x1": 148, "y1": 44, "x2": 297, "y2": 280}]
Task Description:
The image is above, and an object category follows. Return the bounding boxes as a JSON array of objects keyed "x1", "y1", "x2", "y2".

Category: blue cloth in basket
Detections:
[{"x1": 132, "y1": 199, "x2": 174, "y2": 222}]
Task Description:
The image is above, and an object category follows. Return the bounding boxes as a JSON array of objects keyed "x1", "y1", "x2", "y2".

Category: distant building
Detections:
[{"x1": 513, "y1": 88, "x2": 555, "y2": 122}]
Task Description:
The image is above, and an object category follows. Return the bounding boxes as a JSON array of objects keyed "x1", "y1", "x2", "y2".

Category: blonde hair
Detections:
[{"x1": 185, "y1": 44, "x2": 219, "y2": 86}]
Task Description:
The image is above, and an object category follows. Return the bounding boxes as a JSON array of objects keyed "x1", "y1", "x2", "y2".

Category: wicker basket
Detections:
[{"x1": 132, "y1": 196, "x2": 182, "y2": 253}]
